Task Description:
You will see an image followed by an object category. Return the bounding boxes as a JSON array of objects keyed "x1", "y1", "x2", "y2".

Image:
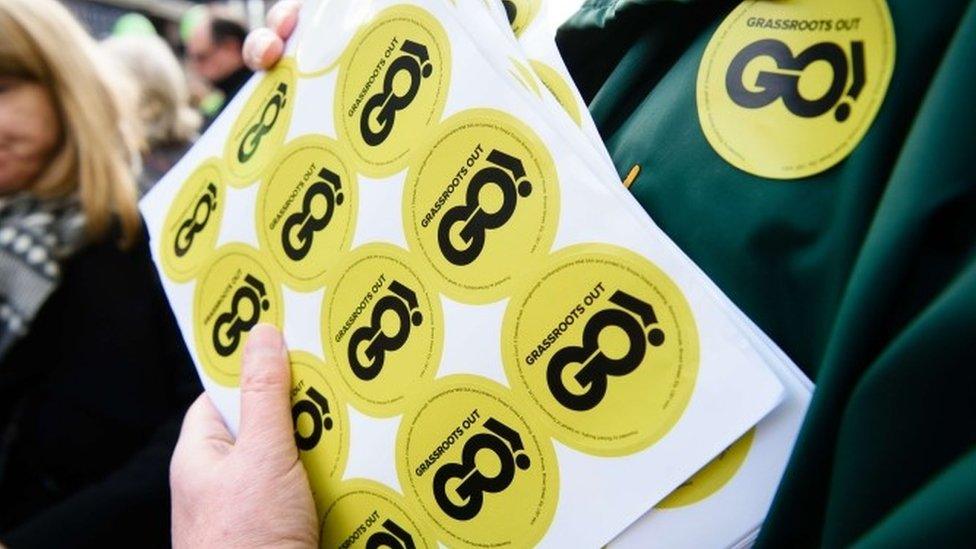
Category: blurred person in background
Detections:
[
  {"x1": 102, "y1": 34, "x2": 202, "y2": 194},
  {"x1": 0, "y1": 0, "x2": 198, "y2": 546},
  {"x1": 186, "y1": 8, "x2": 252, "y2": 126}
]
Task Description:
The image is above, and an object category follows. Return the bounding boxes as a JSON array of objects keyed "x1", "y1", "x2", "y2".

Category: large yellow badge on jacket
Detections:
[{"x1": 697, "y1": 0, "x2": 895, "y2": 179}]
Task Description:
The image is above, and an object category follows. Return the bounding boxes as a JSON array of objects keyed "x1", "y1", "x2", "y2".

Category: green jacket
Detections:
[{"x1": 558, "y1": 0, "x2": 976, "y2": 546}]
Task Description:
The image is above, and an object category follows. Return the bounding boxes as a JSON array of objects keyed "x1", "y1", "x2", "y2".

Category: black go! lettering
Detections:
[
  {"x1": 348, "y1": 280, "x2": 424, "y2": 381},
  {"x1": 546, "y1": 290, "x2": 666, "y2": 412},
  {"x1": 292, "y1": 386, "x2": 334, "y2": 452},
  {"x1": 437, "y1": 149, "x2": 533, "y2": 266},
  {"x1": 174, "y1": 182, "x2": 217, "y2": 258},
  {"x1": 365, "y1": 519, "x2": 415, "y2": 549},
  {"x1": 432, "y1": 417, "x2": 531, "y2": 521},
  {"x1": 726, "y1": 39, "x2": 866, "y2": 122},
  {"x1": 281, "y1": 167, "x2": 345, "y2": 261},
  {"x1": 238, "y1": 82, "x2": 289, "y2": 163},
  {"x1": 502, "y1": 1, "x2": 517, "y2": 25},
  {"x1": 360, "y1": 40, "x2": 433, "y2": 146},
  {"x1": 211, "y1": 274, "x2": 270, "y2": 357}
]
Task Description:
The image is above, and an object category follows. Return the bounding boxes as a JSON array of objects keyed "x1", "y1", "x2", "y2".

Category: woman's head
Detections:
[
  {"x1": 102, "y1": 34, "x2": 201, "y2": 149},
  {"x1": 0, "y1": 0, "x2": 140, "y2": 246}
]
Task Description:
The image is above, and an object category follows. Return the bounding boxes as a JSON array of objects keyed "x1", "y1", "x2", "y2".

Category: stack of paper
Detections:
[{"x1": 140, "y1": 0, "x2": 813, "y2": 547}]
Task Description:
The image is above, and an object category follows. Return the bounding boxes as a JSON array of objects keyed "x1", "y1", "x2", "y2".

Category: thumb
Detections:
[{"x1": 236, "y1": 324, "x2": 296, "y2": 462}]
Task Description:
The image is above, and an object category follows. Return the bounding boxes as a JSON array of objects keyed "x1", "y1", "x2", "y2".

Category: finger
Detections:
[
  {"x1": 175, "y1": 393, "x2": 233, "y2": 456},
  {"x1": 243, "y1": 28, "x2": 283, "y2": 71},
  {"x1": 267, "y1": 0, "x2": 303, "y2": 40},
  {"x1": 237, "y1": 324, "x2": 296, "y2": 461}
]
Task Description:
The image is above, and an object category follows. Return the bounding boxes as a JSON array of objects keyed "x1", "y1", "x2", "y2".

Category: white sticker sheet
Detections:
[{"x1": 140, "y1": 0, "x2": 792, "y2": 547}]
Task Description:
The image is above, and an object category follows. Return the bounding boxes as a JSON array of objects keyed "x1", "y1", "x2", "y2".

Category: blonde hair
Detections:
[
  {"x1": 102, "y1": 34, "x2": 201, "y2": 148},
  {"x1": 0, "y1": 0, "x2": 141, "y2": 248}
]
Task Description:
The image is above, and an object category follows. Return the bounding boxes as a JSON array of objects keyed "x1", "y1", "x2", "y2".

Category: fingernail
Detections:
[
  {"x1": 250, "y1": 32, "x2": 275, "y2": 66},
  {"x1": 244, "y1": 324, "x2": 283, "y2": 358}
]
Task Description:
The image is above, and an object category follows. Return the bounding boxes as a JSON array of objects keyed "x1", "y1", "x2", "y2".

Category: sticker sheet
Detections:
[{"x1": 139, "y1": 0, "x2": 789, "y2": 547}]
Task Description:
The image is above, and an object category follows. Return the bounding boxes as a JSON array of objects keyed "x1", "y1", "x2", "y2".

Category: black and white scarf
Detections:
[{"x1": 0, "y1": 193, "x2": 85, "y2": 358}]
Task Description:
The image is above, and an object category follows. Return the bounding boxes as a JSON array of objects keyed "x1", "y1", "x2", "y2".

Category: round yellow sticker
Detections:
[
  {"x1": 321, "y1": 244, "x2": 443, "y2": 417},
  {"x1": 193, "y1": 244, "x2": 283, "y2": 386},
  {"x1": 657, "y1": 428, "x2": 756, "y2": 508},
  {"x1": 508, "y1": 57, "x2": 542, "y2": 98},
  {"x1": 224, "y1": 59, "x2": 297, "y2": 186},
  {"x1": 502, "y1": 244, "x2": 700, "y2": 456},
  {"x1": 256, "y1": 135, "x2": 357, "y2": 290},
  {"x1": 335, "y1": 5, "x2": 451, "y2": 178},
  {"x1": 697, "y1": 0, "x2": 895, "y2": 179},
  {"x1": 396, "y1": 375, "x2": 558, "y2": 548},
  {"x1": 319, "y1": 479, "x2": 436, "y2": 549},
  {"x1": 502, "y1": 0, "x2": 541, "y2": 37},
  {"x1": 529, "y1": 59, "x2": 583, "y2": 127},
  {"x1": 159, "y1": 159, "x2": 226, "y2": 282},
  {"x1": 289, "y1": 352, "x2": 349, "y2": 517},
  {"x1": 403, "y1": 109, "x2": 560, "y2": 304}
]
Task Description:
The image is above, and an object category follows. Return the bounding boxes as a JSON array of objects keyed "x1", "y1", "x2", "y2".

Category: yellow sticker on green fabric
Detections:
[
  {"x1": 502, "y1": 244, "x2": 700, "y2": 456},
  {"x1": 697, "y1": 0, "x2": 895, "y2": 179},
  {"x1": 529, "y1": 59, "x2": 583, "y2": 127},
  {"x1": 321, "y1": 244, "x2": 443, "y2": 417},
  {"x1": 656, "y1": 428, "x2": 756, "y2": 508},
  {"x1": 256, "y1": 135, "x2": 357, "y2": 290},
  {"x1": 336, "y1": 5, "x2": 451, "y2": 178},
  {"x1": 224, "y1": 59, "x2": 297, "y2": 185},
  {"x1": 159, "y1": 159, "x2": 226, "y2": 282},
  {"x1": 396, "y1": 375, "x2": 558, "y2": 548},
  {"x1": 403, "y1": 109, "x2": 559, "y2": 304},
  {"x1": 193, "y1": 244, "x2": 283, "y2": 386},
  {"x1": 289, "y1": 352, "x2": 349, "y2": 516},
  {"x1": 319, "y1": 479, "x2": 436, "y2": 549}
]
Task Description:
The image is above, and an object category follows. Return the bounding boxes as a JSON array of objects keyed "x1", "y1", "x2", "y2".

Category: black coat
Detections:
[{"x1": 0, "y1": 226, "x2": 200, "y2": 547}]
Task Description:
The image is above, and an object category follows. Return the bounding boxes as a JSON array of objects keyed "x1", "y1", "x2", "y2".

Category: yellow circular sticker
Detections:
[
  {"x1": 289, "y1": 352, "x2": 350, "y2": 516},
  {"x1": 396, "y1": 375, "x2": 558, "y2": 548},
  {"x1": 256, "y1": 135, "x2": 357, "y2": 290},
  {"x1": 657, "y1": 428, "x2": 756, "y2": 509},
  {"x1": 502, "y1": 0, "x2": 541, "y2": 37},
  {"x1": 224, "y1": 59, "x2": 297, "y2": 186},
  {"x1": 321, "y1": 244, "x2": 443, "y2": 417},
  {"x1": 335, "y1": 5, "x2": 451, "y2": 177},
  {"x1": 193, "y1": 244, "x2": 283, "y2": 386},
  {"x1": 697, "y1": 0, "x2": 895, "y2": 179},
  {"x1": 320, "y1": 479, "x2": 436, "y2": 549},
  {"x1": 529, "y1": 59, "x2": 583, "y2": 127},
  {"x1": 159, "y1": 159, "x2": 226, "y2": 282},
  {"x1": 502, "y1": 244, "x2": 700, "y2": 456},
  {"x1": 508, "y1": 57, "x2": 542, "y2": 98},
  {"x1": 403, "y1": 109, "x2": 559, "y2": 304}
]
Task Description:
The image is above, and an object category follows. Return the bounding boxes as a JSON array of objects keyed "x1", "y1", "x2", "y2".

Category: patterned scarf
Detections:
[{"x1": 0, "y1": 193, "x2": 85, "y2": 358}]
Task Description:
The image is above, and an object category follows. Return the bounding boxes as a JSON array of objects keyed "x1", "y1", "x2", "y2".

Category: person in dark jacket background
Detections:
[
  {"x1": 186, "y1": 9, "x2": 254, "y2": 127},
  {"x1": 0, "y1": 0, "x2": 199, "y2": 545}
]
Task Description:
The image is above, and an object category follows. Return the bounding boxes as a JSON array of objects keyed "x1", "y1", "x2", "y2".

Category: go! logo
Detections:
[
  {"x1": 366, "y1": 519, "x2": 415, "y2": 549},
  {"x1": 361, "y1": 40, "x2": 433, "y2": 147},
  {"x1": 726, "y1": 39, "x2": 866, "y2": 122},
  {"x1": 547, "y1": 290, "x2": 666, "y2": 412},
  {"x1": 281, "y1": 167, "x2": 345, "y2": 261},
  {"x1": 239, "y1": 82, "x2": 289, "y2": 163},
  {"x1": 437, "y1": 149, "x2": 533, "y2": 266},
  {"x1": 348, "y1": 280, "x2": 424, "y2": 382},
  {"x1": 432, "y1": 417, "x2": 531, "y2": 521},
  {"x1": 174, "y1": 182, "x2": 217, "y2": 258},
  {"x1": 212, "y1": 274, "x2": 270, "y2": 357},
  {"x1": 292, "y1": 385, "x2": 334, "y2": 452}
]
